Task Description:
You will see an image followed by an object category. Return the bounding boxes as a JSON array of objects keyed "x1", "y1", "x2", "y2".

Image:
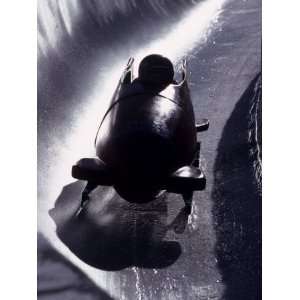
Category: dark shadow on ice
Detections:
[
  {"x1": 49, "y1": 181, "x2": 182, "y2": 271},
  {"x1": 212, "y1": 74, "x2": 262, "y2": 300}
]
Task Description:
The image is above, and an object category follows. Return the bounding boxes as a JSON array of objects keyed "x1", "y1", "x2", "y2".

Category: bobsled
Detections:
[{"x1": 72, "y1": 54, "x2": 209, "y2": 216}]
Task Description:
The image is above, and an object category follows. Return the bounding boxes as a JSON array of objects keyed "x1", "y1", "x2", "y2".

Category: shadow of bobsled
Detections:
[{"x1": 49, "y1": 181, "x2": 188, "y2": 271}]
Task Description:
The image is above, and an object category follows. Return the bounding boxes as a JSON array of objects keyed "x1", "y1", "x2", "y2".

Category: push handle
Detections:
[{"x1": 196, "y1": 119, "x2": 209, "y2": 132}]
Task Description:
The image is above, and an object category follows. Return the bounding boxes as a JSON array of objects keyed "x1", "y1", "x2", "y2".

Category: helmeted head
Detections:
[{"x1": 138, "y1": 54, "x2": 174, "y2": 86}]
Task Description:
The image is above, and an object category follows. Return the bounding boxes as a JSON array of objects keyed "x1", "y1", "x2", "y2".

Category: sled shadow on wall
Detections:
[{"x1": 49, "y1": 181, "x2": 190, "y2": 271}]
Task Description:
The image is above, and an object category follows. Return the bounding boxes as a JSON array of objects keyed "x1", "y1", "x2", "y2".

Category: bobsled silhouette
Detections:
[{"x1": 72, "y1": 54, "x2": 209, "y2": 216}]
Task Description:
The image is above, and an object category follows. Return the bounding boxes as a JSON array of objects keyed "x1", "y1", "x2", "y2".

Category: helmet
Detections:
[{"x1": 138, "y1": 54, "x2": 174, "y2": 86}]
